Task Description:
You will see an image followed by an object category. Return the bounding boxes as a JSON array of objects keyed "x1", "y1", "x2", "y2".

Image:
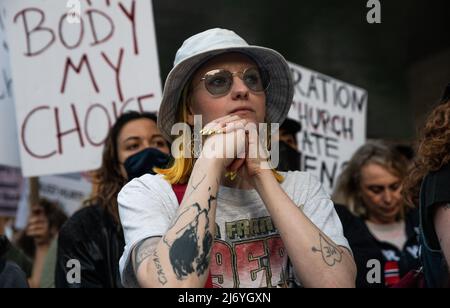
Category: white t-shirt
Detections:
[{"x1": 118, "y1": 171, "x2": 350, "y2": 288}]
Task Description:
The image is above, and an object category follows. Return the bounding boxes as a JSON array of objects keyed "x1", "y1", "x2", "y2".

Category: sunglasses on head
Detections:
[{"x1": 196, "y1": 67, "x2": 269, "y2": 97}]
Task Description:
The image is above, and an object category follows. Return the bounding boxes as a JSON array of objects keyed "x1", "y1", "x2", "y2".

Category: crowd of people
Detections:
[{"x1": 0, "y1": 28, "x2": 449, "y2": 288}]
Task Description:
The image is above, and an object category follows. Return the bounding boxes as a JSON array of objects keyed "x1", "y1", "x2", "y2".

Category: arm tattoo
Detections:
[
  {"x1": 185, "y1": 172, "x2": 207, "y2": 199},
  {"x1": 133, "y1": 238, "x2": 157, "y2": 274},
  {"x1": 163, "y1": 187, "x2": 216, "y2": 280},
  {"x1": 152, "y1": 250, "x2": 168, "y2": 285},
  {"x1": 191, "y1": 173, "x2": 207, "y2": 191},
  {"x1": 312, "y1": 233, "x2": 343, "y2": 267}
]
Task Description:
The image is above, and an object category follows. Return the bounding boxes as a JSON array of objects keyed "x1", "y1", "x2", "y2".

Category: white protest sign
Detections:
[
  {"x1": 39, "y1": 173, "x2": 92, "y2": 216},
  {"x1": 14, "y1": 173, "x2": 92, "y2": 229},
  {"x1": 0, "y1": 165, "x2": 23, "y2": 217},
  {"x1": 3, "y1": 0, "x2": 162, "y2": 176},
  {"x1": 288, "y1": 62, "x2": 368, "y2": 193},
  {"x1": 0, "y1": 8, "x2": 20, "y2": 167}
]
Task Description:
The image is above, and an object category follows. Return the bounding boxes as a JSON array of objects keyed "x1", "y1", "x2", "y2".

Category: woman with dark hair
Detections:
[
  {"x1": 333, "y1": 141, "x2": 420, "y2": 287},
  {"x1": 404, "y1": 84, "x2": 450, "y2": 288},
  {"x1": 55, "y1": 111, "x2": 170, "y2": 288},
  {"x1": 17, "y1": 198, "x2": 68, "y2": 288}
]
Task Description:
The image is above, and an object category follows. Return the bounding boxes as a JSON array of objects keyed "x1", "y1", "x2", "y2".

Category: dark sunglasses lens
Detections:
[
  {"x1": 243, "y1": 68, "x2": 265, "y2": 92},
  {"x1": 205, "y1": 70, "x2": 232, "y2": 95}
]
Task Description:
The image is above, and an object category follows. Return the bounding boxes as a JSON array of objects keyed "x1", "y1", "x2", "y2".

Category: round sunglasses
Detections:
[{"x1": 196, "y1": 67, "x2": 270, "y2": 96}]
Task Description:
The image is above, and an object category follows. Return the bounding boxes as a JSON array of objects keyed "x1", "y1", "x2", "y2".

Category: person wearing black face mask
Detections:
[
  {"x1": 276, "y1": 118, "x2": 302, "y2": 172},
  {"x1": 124, "y1": 147, "x2": 171, "y2": 181},
  {"x1": 56, "y1": 111, "x2": 170, "y2": 288}
]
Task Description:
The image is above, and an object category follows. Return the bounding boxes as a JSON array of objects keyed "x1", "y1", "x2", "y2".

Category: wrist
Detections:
[
  {"x1": 195, "y1": 154, "x2": 225, "y2": 176},
  {"x1": 35, "y1": 242, "x2": 50, "y2": 253},
  {"x1": 253, "y1": 169, "x2": 277, "y2": 190}
]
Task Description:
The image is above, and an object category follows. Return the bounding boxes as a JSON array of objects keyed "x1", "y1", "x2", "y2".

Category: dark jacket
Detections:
[
  {"x1": 0, "y1": 235, "x2": 32, "y2": 278},
  {"x1": 0, "y1": 259, "x2": 29, "y2": 288},
  {"x1": 335, "y1": 205, "x2": 420, "y2": 288},
  {"x1": 55, "y1": 204, "x2": 124, "y2": 288},
  {"x1": 420, "y1": 163, "x2": 450, "y2": 288},
  {"x1": 0, "y1": 236, "x2": 29, "y2": 288}
]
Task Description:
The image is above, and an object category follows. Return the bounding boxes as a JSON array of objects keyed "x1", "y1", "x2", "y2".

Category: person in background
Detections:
[
  {"x1": 333, "y1": 141, "x2": 420, "y2": 287},
  {"x1": 0, "y1": 216, "x2": 32, "y2": 279},
  {"x1": 276, "y1": 118, "x2": 302, "y2": 172},
  {"x1": 394, "y1": 144, "x2": 415, "y2": 163},
  {"x1": 16, "y1": 198, "x2": 67, "y2": 288},
  {"x1": 0, "y1": 234, "x2": 28, "y2": 288},
  {"x1": 56, "y1": 111, "x2": 170, "y2": 288},
  {"x1": 404, "y1": 83, "x2": 450, "y2": 288}
]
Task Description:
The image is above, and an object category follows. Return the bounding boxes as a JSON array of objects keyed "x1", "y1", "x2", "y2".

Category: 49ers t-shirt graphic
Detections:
[{"x1": 118, "y1": 171, "x2": 350, "y2": 288}]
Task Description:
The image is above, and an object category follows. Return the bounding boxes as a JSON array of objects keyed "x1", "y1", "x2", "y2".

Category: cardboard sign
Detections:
[
  {"x1": 3, "y1": 0, "x2": 162, "y2": 176},
  {"x1": 288, "y1": 62, "x2": 368, "y2": 193}
]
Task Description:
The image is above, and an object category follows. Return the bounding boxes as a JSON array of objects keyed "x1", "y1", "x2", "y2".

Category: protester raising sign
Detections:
[
  {"x1": 3, "y1": 0, "x2": 162, "y2": 176},
  {"x1": 0, "y1": 8, "x2": 20, "y2": 167},
  {"x1": 288, "y1": 62, "x2": 368, "y2": 193}
]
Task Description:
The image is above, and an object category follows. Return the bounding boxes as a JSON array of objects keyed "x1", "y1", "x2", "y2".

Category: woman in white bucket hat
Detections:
[{"x1": 118, "y1": 28, "x2": 356, "y2": 288}]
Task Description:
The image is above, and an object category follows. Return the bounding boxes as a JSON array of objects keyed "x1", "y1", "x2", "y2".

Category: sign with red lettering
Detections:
[
  {"x1": 0, "y1": 8, "x2": 20, "y2": 167},
  {"x1": 2, "y1": 0, "x2": 162, "y2": 176},
  {"x1": 288, "y1": 62, "x2": 367, "y2": 193}
]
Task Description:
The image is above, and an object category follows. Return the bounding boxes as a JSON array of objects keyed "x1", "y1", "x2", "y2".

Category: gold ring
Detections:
[
  {"x1": 200, "y1": 128, "x2": 223, "y2": 136},
  {"x1": 225, "y1": 171, "x2": 237, "y2": 181}
]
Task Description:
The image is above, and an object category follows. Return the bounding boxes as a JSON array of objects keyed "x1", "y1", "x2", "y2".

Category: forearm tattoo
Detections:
[
  {"x1": 134, "y1": 238, "x2": 157, "y2": 274},
  {"x1": 312, "y1": 233, "x2": 343, "y2": 267},
  {"x1": 163, "y1": 187, "x2": 216, "y2": 280},
  {"x1": 152, "y1": 250, "x2": 168, "y2": 285},
  {"x1": 186, "y1": 172, "x2": 207, "y2": 200}
]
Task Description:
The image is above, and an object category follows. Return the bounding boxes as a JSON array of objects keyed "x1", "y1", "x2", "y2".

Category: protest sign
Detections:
[
  {"x1": 288, "y1": 62, "x2": 368, "y2": 192},
  {"x1": 0, "y1": 165, "x2": 23, "y2": 217},
  {"x1": 3, "y1": 0, "x2": 162, "y2": 176},
  {"x1": 0, "y1": 8, "x2": 20, "y2": 167}
]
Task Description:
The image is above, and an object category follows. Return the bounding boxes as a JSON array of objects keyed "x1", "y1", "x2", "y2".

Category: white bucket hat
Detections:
[{"x1": 158, "y1": 28, "x2": 294, "y2": 142}]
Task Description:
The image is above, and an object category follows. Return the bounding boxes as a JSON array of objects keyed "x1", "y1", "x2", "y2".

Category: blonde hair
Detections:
[
  {"x1": 332, "y1": 140, "x2": 411, "y2": 219},
  {"x1": 155, "y1": 83, "x2": 284, "y2": 184}
]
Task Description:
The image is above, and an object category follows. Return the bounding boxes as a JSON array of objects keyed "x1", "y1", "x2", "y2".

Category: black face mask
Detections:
[
  {"x1": 124, "y1": 148, "x2": 171, "y2": 181},
  {"x1": 276, "y1": 141, "x2": 301, "y2": 172}
]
